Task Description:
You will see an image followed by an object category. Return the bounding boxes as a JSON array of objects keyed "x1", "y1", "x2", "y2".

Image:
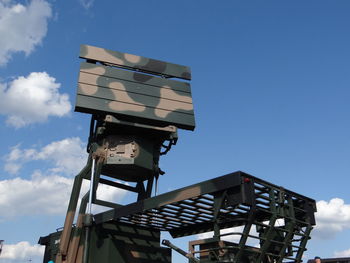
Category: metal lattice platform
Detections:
[{"x1": 94, "y1": 171, "x2": 316, "y2": 238}]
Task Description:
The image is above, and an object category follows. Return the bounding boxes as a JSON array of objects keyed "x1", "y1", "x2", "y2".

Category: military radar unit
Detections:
[{"x1": 39, "y1": 45, "x2": 316, "y2": 263}]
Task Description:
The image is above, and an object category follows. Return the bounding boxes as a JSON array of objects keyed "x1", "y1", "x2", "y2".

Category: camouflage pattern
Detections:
[
  {"x1": 88, "y1": 222, "x2": 171, "y2": 263},
  {"x1": 39, "y1": 45, "x2": 316, "y2": 263},
  {"x1": 41, "y1": 45, "x2": 196, "y2": 263},
  {"x1": 76, "y1": 47, "x2": 195, "y2": 131},
  {"x1": 93, "y1": 171, "x2": 316, "y2": 263},
  {"x1": 80, "y1": 44, "x2": 191, "y2": 80},
  {"x1": 86, "y1": 114, "x2": 178, "y2": 183},
  {"x1": 52, "y1": 161, "x2": 91, "y2": 263},
  {"x1": 42, "y1": 170, "x2": 316, "y2": 263}
]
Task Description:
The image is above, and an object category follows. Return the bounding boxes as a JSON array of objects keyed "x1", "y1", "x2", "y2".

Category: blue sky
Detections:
[{"x1": 0, "y1": 0, "x2": 350, "y2": 262}]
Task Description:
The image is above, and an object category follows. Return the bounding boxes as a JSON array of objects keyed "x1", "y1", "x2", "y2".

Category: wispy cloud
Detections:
[
  {"x1": 197, "y1": 225, "x2": 260, "y2": 247},
  {"x1": 4, "y1": 137, "x2": 86, "y2": 175},
  {"x1": 0, "y1": 171, "x2": 73, "y2": 218},
  {"x1": 0, "y1": 170, "x2": 128, "y2": 220},
  {"x1": 79, "y1": 0, "x2": 94, "y2": 10}
]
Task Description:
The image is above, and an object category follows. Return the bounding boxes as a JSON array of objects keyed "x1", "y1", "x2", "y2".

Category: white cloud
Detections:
[
  {"x1": 197, "y1": 227, "x2": 243, "y2": 243},
  {"x1": 37, "y1": 137, "x2": 87, "y2": 175},
  {"x1": 313, "y1": 198, "x2": 350, "y2": 239},
  {"x1": 0, "y1": 171, "x2": 73, "y2": 218},
  {"x1": 5, "y1": 137, "x2": 86, "y2": 176},
  {"x1": 0, "y1": 72, "x2": 71, "y2": 128},
  {"x1": 334, "y1": 248, "x2": 350, "y2": 257},
  {"x1": 2, "y1": 137, "x2": 128, "y2": 219},
  {"x1": 0, "y1": 171, "x2": 128, "y2": 220},
  {"x1": 196, "y1": 220, "x2": 287, "y2": 248},
  {"x1": 0, "y1": 0, "x2": 52, "y2": 66},
  {"x1": 0, "y1": 241, "x2": 44, "y2": 262},
  {"x1": 79, "y1": 0, "x2": 94, "y2": 9},
  {"x1": 197, "y1": 226, "x2": 259, "y2": 247}
]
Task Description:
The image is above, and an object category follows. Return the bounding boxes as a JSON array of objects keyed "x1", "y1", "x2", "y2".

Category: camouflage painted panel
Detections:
[
  {"x1": 75, "y1": 63, "x2": 195, "y2": 130},
  {"x1": 80, "y1": 62, "x2": 191, "y2": 93},
  {"x1": 80, "y1": 45, "x2": 191, "y2": 80},
  {"x1": 75, "y1": 96, "x2": 195, "y2": 130}
]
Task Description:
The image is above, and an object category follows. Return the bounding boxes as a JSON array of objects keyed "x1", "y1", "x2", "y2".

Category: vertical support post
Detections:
[
  {"x1": 233, "y1": 181, "x2": 259, "y2": 263},
  {"x1": 136, "y1": 181, "x2": 146, "y2": 201},
  {"x1": 88, "y1": 158, "x2": 96, "y2": 214},
  {"x1": 233, "y1": 211, "x2": 255, "y2": 263},
  {"x1": 276, "y1": 196, "x2": 296, "y2": 263},
  {"x1": 83, "y1": 158, "x2": 96, "y2": 263},
  {"x1": 295, "y1": 225, "x2": 313, "y2": 263},
  {"x1": 83, "y1": 158, "x2": 103, "y2": 263},
  {"x1": 212, "y1": 191, "x2": 226, "y2": 240},
  {"x1": 145, "y1": 176, "x2": 154, "y2": 198},
  {"x1": 256, "y1": 188, "x2": 278, "y2": 263},
  {"x1": 56, "y1": 160, "x2": 92, "y2": 263},
  {"x1": 154, "y1": 177, "x2": 159, "y2": 196},
  {"x1": 66, "y1": 193, "x2": 89, "y2": 263}
]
